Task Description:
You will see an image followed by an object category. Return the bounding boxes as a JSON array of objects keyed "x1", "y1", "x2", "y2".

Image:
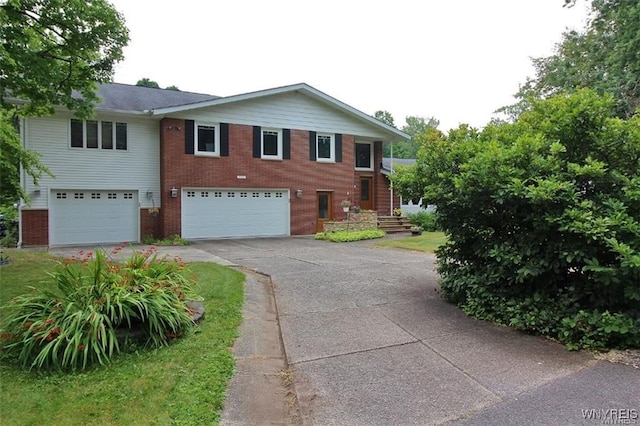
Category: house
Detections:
[{"x1": 17, "y1": 82, "x2": 410, "y2": 246}]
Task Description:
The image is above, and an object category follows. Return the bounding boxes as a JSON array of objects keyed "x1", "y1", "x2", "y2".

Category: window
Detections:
[
  {"x1": 70, "y1": 120, "x2": 83, "y2": 148},
  {"x1": 86, "y1": 120, "x2": 98, "y2": 148},
  {"x1": 70, "y1": 119, "x2": 127, "y2": 150},
  {"x1": 195, "y1": 123, "x2": 219, "y2": 156},
  {"x1": 317, "y1": 133, "x2": 334, "y2": 162},
  {"x1": 261, "y1": 129, "x2": 282, "y2": 159},
  {"x1": 102, "y1": 122, "x2": 113, "y2": 149},
  {"x1": 355, "y1": 142, "x2": 373, "y2": 170}
]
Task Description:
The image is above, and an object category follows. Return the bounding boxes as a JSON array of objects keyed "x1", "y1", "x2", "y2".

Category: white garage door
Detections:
[
  {"x1": 182, "y1": 189, "x2": 290, "y2": 239},
  {"x1": 50, "y1": 190, "x2": 139, "y2": 246}
]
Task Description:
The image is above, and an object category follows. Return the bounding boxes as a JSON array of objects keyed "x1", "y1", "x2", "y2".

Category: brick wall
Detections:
[
  {"x1": 160, "y1": 118, "x2": 378, "y2": 237},
  {"x1": 21, "y1": 209, "x2": 48, "y2": 246},
  {"x1": 140, "y1": 208, "x2": 161, "y2": 241}
]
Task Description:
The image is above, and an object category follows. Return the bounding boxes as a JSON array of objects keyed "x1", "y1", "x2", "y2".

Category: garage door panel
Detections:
[
  {"x1": 182, "y1": 189, "x2": 289, "y2": 239},
  {"x1": 51, "y1": 190, "x2": 138, "y2": 246}
]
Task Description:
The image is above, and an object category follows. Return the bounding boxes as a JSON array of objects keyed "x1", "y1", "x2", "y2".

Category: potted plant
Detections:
[
  {"x1": 353, "y1": 205, "x2": 361, "y2": 213},
  {"x1": 393, "y1": 207, "x2": 402, "y2": 216},
  {"x1": 341, "y1": 199, "x2": 351, "y2": 213},
  {"x1": 410, "y1": 225, "x2": 423, "y2": 236},
  {"x1": 148, "y1": 207, "x2": 160, "y2": 218}
]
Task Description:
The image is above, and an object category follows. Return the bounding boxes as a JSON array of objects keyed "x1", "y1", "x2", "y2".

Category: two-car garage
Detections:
[
  {"x1": 47, "y1": 188, "x2": 290, "y2": 246},
  {"x1": 181, "y1": 188, "x2": 290, "y2": 239}
]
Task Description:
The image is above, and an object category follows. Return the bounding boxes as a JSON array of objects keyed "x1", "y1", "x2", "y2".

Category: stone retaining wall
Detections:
[{"x1": 323, "y1": 211, "x2": 378, "y2": 232}]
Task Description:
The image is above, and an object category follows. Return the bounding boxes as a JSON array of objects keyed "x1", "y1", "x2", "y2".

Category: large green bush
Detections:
[
  {"x1": 0, "y1": 247, "x2": 201, "y2": 370},
  {"x1": 412, "y1": 90, "x2": 640, "y2": 350}
]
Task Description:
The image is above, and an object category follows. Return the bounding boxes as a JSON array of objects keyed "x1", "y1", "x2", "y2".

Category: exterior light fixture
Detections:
[
  {"x1": 295, "y1": 189, "x2": 303, "y2": 198},
  {"x1": 170, "y1": 187, "x2": 178, "y2": 198}
]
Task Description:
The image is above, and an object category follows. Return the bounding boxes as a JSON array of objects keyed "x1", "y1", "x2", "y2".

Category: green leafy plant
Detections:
[
  {"x1": 0, "y1": 246, "x2": 201, "y2": 370},
  {"x1": 407, "y1": 211, "x2": 440, "y2": 232},
  {"x1": 315, "y1": 228, "x2": 385, "y2": 242},
  {"x1": 141, "y1": 234, "x2": 190, "y2": 246},
  {"x1": 405, "y1": 89, "x2": 640, "y2": 350}
]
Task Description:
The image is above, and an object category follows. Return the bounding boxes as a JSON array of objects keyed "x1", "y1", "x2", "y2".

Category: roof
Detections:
[
  {"x1": 92, "y1": 82, "x2": 409, "y2": 141},
  {"x1": 93, "y1": 83, "x2": 219, "y2": 112},
  {"x1": 382, "y1": 157, "x2": 416, "y2": 175}
]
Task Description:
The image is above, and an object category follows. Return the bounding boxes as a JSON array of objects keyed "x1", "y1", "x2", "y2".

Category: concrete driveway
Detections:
[
  {"x1": 50, "y1": 237, "x2": 639, "y2": 424},
  {"x1": 191, "y1": 236, "x2": 639, "y2": 425}
]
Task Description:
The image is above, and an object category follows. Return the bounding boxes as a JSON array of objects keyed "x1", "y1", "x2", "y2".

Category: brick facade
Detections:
[
  {"x1": 140, "y1": 208, "x2": 162, "y2": 241},
  {"x1": 159, "y1": 118, "x2": 378, "y2": 237},
  {"x1": 22, "y1": 119, "x2": 399, "y2": 246},
  {"x1": 21, "y1": 209, "x2": 48, "y2": 246}
]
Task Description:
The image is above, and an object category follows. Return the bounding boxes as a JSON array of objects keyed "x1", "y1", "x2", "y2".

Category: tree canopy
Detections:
[
  {"x1": 136, "y1": 78, "x2": 180, "y2": 91},
  {"x1": 136, "y1": 78, "x2": 161, "y2": 89},
  {"x1": 514, "y1": 0, "x2": 640, "y2": 119},
  {"x1": 0, "y1": 0, "x2": 129, "y2": 204},
  {"x1": 0, "y1": 0, "x2": 129, "y2": 118},
  {"x1": 375, "y1": 111, "x2": 440, "y2": 158}
]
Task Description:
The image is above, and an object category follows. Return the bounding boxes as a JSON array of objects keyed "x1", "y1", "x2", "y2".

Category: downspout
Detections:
[
  {"x1": 17, "y1": 117, "x2": 25, "y2": 248},
  {"x1": 389, "y1": 142, "x2": 394, "y2": 215}
]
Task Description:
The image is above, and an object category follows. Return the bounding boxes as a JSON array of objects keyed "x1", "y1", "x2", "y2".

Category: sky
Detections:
[{"x1": 109, "y1": 0, "x2": 590, "y2": 131}]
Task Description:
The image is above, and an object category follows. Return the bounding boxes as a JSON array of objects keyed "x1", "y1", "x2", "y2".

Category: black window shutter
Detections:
[
  {"x1": 335, "y1": 133, "x2": 343, "y2": 162},
  {"x1": 309, "y1": 131, "x2": 316, "y2": 161},
  {"x1": 253, "y1": 126, "x2": 261, "y2": 158},
  {"x1": 220, "y1": 123, "x2": 229, "y2": 156},
  {"x1": 283, "y1": 129, "x2": 291, "y2": 160},
  {"x1": 184, "y1": 120, "x2": 194, "y2": 154}
]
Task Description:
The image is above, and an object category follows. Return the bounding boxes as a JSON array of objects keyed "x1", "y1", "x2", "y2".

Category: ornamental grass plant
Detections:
[{"x1": 0, "y1": 246, "x2": 201, "y2": 371}]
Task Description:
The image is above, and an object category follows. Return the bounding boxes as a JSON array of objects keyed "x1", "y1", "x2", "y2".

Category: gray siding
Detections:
[{"x1": 168, "y1": 92, "x2": 389, "y2": 139}]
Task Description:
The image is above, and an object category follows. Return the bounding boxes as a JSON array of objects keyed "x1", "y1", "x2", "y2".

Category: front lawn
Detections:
[
  {"x1": 376, "y1": 232, "x2": 447, "y2": 253},
  {"x1": 0, "y1": 248, "x2": 244, "y2": 425}
]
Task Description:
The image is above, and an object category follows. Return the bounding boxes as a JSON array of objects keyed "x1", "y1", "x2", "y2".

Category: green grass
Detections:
[
  {"x1": 0, "y1": 249, "x2": 244, "y2": 425},
  {"x1": 376, "y1": 232, "x2": 447, "y2": 253}
]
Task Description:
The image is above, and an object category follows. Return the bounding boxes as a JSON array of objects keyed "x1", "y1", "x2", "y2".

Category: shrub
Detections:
[
  {"x1": 407, "y1": 211, "x2": 440, "y2": 232},
  {"x1": 0, "y1": 205, "x2": 18, "y2": 248},
  {"x1": 412, "y1": 90, "x2": 640, "y2": 350},
  {"x1": 0, "y1": 247, "x2": 201, "y2": 370},
  {"x1": 142, "y1": 234, "x2": 190, "y2": 246},
  {"x1": 315, "y1": 228, "x2": 386, "y2": 242}
]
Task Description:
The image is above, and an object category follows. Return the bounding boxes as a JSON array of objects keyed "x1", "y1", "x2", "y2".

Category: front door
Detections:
[
  {"x1": 316, "y1": 192, "x2": 333, "y2": 232},
  {"x1": 359, "y1": 177, "x2": 373, "y2": 210}
]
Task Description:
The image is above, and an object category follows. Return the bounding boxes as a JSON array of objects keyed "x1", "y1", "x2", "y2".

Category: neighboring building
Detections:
[{"x1": 17, "y1": 82, "x2": 409, "y2": 246}]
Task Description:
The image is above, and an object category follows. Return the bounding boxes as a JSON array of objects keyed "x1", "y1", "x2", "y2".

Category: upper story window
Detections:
[
  {"x1": 262, "y1": 128, "x2": 282, "y2": 160},
  {"x1": 70, "y1": 119, "x2": 127, "y2": 150},
  {"x1": 195, "y1": 123, "x2": 219, "y2": 156},
  {"x1": 317, "y1": 133, "x2": 334, "y2": 162},
  {"x1": 355, "y1": 142, "x2": 374, "y2": 170}
]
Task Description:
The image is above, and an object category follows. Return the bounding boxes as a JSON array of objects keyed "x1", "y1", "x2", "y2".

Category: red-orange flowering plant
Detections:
[{"x1": 0, "y1": 246, "x2": 201, "y2": 371}]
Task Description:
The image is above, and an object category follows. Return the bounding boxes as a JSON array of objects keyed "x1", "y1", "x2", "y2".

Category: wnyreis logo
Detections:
[{"x1": 582, "y1": 409, "x2": 638, "y2": 424}]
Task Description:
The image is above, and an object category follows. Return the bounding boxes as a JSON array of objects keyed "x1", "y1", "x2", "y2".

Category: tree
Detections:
[
  {"x1": 379, "y1": 113, "x2": 441, "y2": 158},
  {"x1": 405, "y1": 89, "x2": 640, "y2": 349},
  {"x1": 402, "y1": 116, "x2": 439, "y2": 139},
  {"x1": 136, "y1": 78, "x2": 161, "y2": 89},
  {"x1": 0, "y1": 0, "x2": 129, "y2": 203},
  {"x1": 513, "y1": 0, "x2": 640, "y2": 119},
  {"x1": 374, "y1": 110, "x2": 396, "y2": 128},
  {"x1": 136, "y1": 79, "x2": 180, "y2": 91}
]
